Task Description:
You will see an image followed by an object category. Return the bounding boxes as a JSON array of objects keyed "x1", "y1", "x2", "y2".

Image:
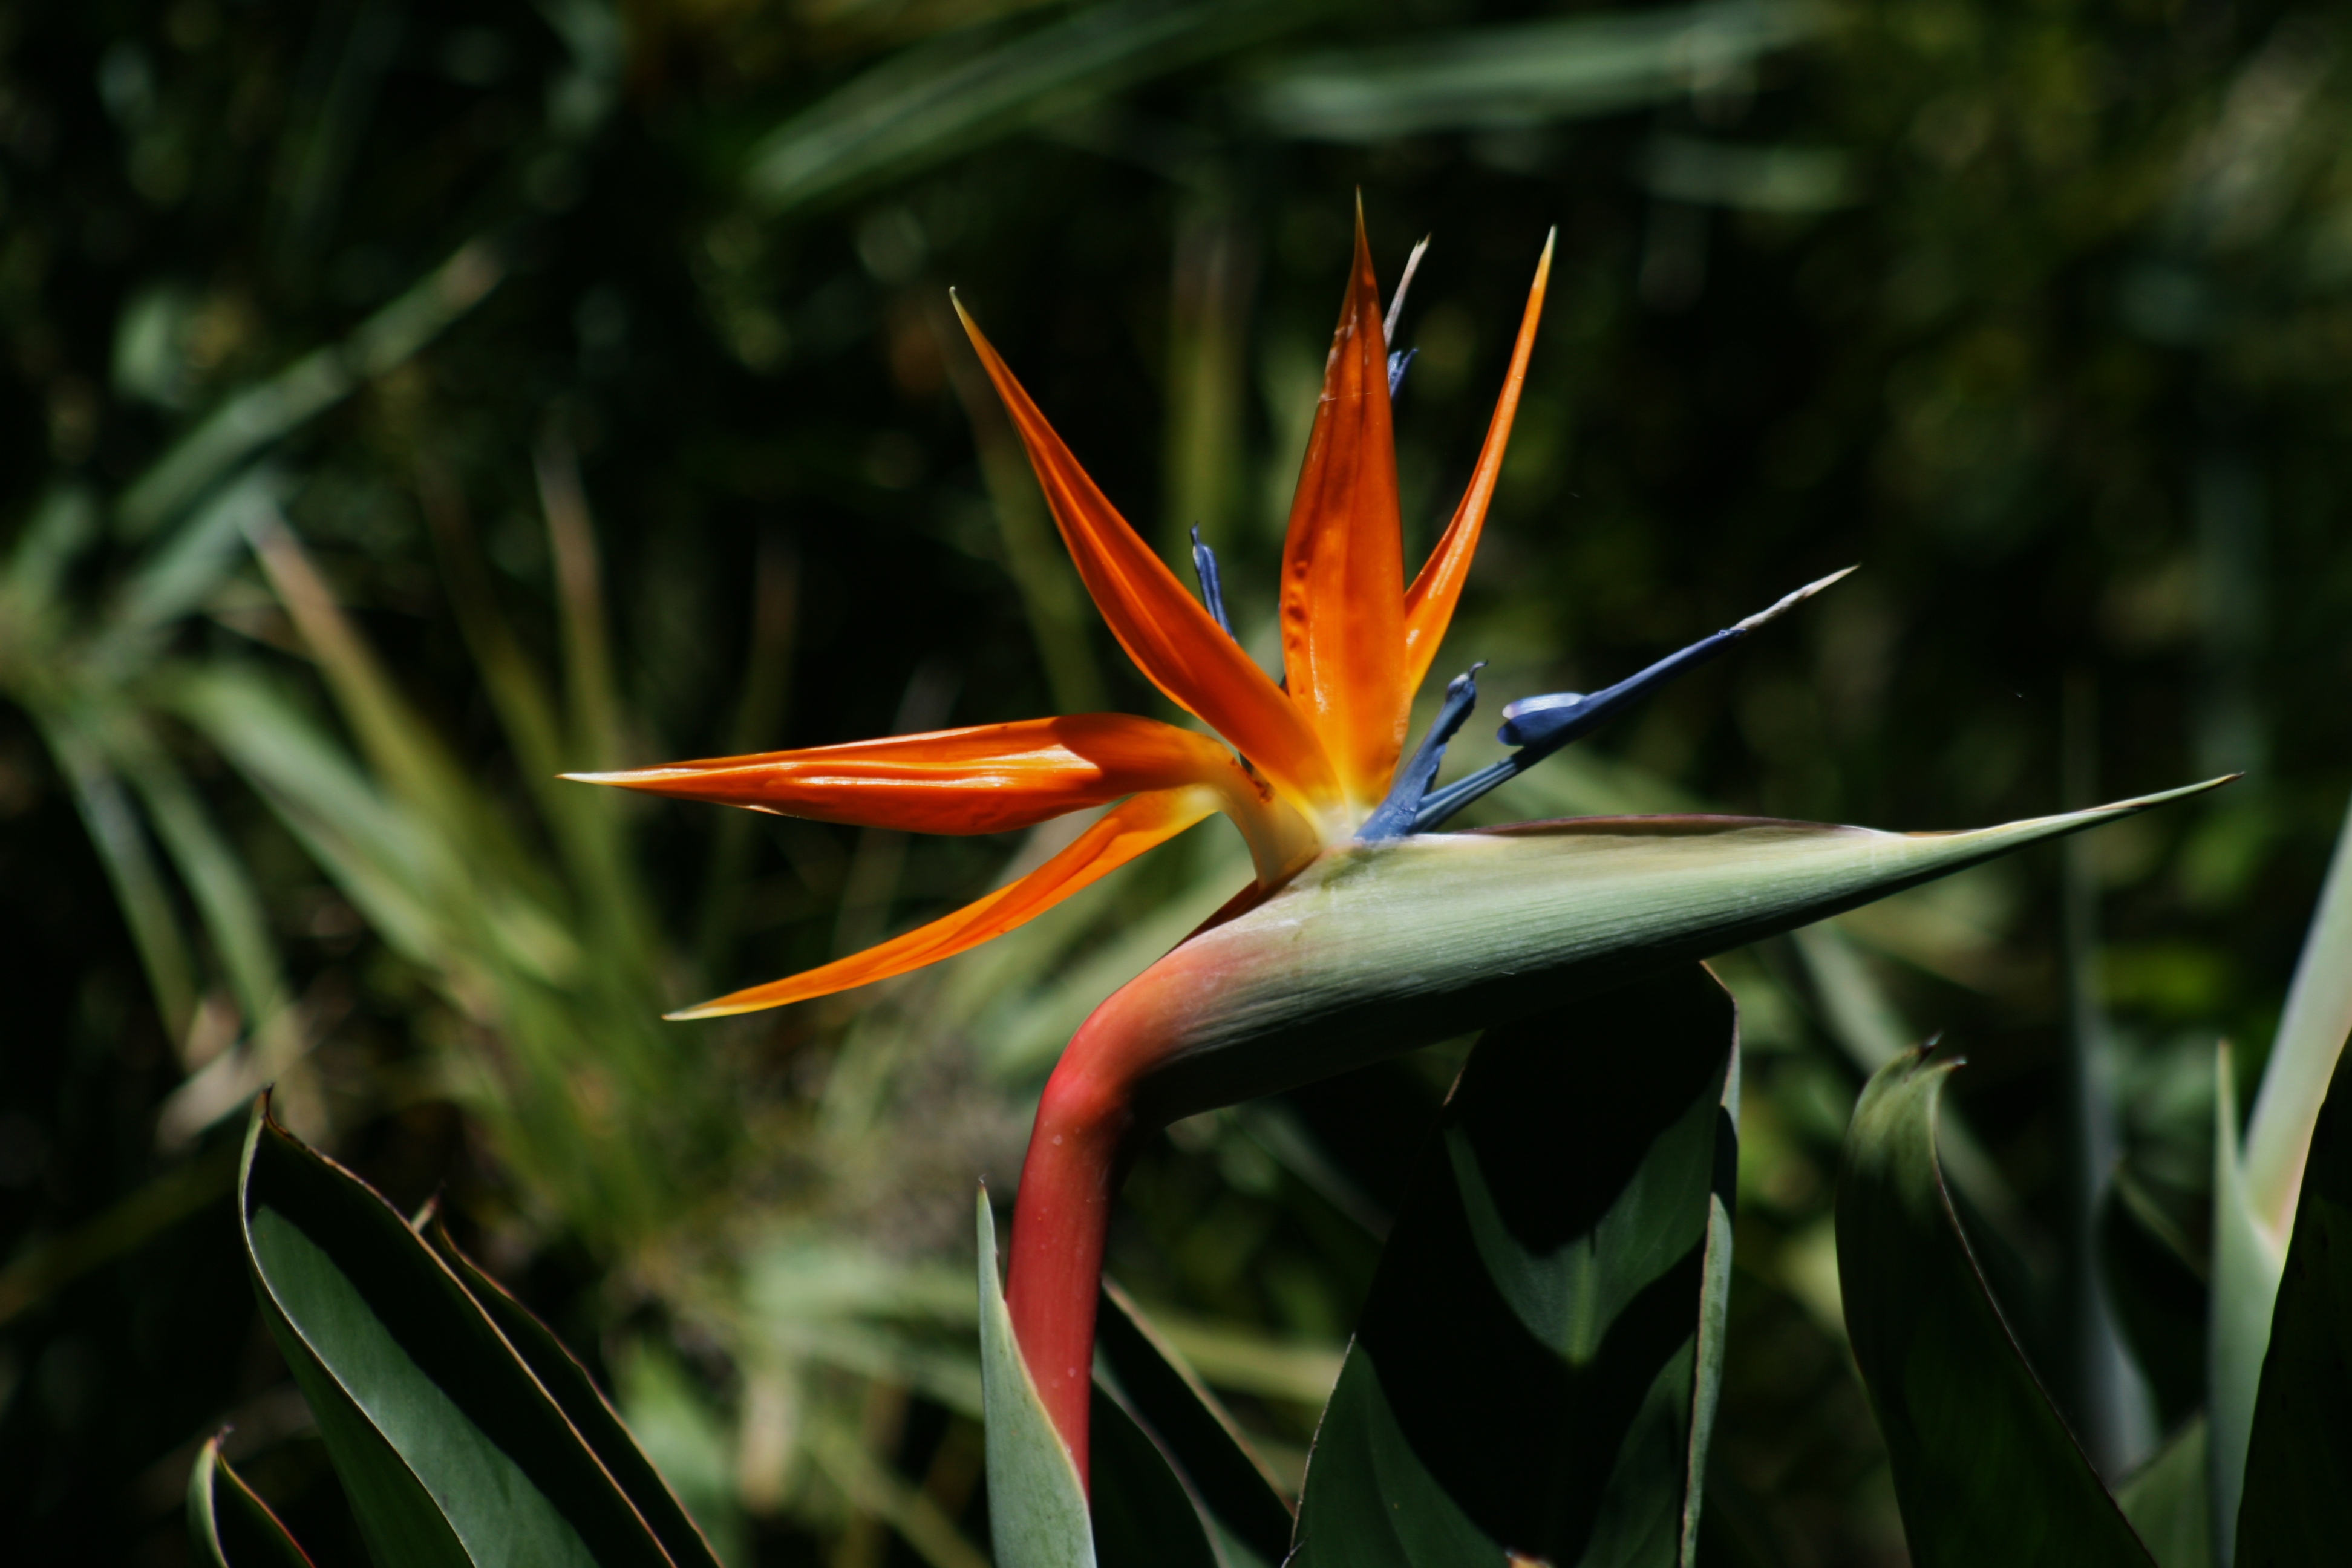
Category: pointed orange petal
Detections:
[
  {"x1": 1280, "y1": 199, "x2": 1409, "y2": 818},
  {"x1": 668, "y1": 788, "x2": 1219, "y2": 1018},
  {"x1": 953, "y1": 299, "x2": 1346, "y2": 833},
  {"x1": 568, "y1": 714, "x2": 1242, "y2": 837},
  {"x1": 1402, "y1": 230, "x2": 1553, "y2": 694}
]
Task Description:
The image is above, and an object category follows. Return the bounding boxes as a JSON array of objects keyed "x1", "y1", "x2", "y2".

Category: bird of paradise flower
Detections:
[
  {"x1": 576, "y1": 206, "x2": 2225, "y2": 1497},
  {"x1": 574, "y1": 207, "x2": 1832, "y2": 1018}
]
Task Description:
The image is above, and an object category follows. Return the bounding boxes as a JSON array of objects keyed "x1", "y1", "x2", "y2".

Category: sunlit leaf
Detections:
[
  {"x1": 1835, "y1": 1045, "x2": 2154, "y2": 1567},
  {"x1": 2239, "y1": 787, "x2": 2352, "y2": 1229},
  {"x1": 1290, "y1": 964, "x2": 1737, "y2": 1567}
]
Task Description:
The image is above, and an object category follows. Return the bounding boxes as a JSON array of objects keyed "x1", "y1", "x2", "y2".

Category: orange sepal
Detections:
[
  {"x1": 1402, "y1": 230, "x2": 1554, "y2": 694},
  {"x1": 667, "y1": 788, "x2": 1221, "y2": 1019},
  {"x1": 952, "y1": 299, "x2": 1346, "y2": 835},
  {"x1": 568, "y1": 713, "x2": 1247, "y2": 837},
  {"x1": 1279, "y1": 199, "x2": 1409, "y2": 818}
]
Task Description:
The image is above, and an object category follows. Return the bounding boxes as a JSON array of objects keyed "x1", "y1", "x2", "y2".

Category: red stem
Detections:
[{"x1": 1003, "y1": 999, "x2": 1159, "y2": 1491}]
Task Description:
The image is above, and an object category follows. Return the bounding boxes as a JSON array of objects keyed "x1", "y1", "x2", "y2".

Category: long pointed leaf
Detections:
[
  {"x1": 1290, "y1": 964, "x2": 1738, "y2": 1566},
  {"x1": 239, "y1": 1096, "x2": 679, "y2": 1567},
  {"x1": 2241, "y1": 787, "x2": 2352, "y2": 1230},
  {"x1": 1252, "y1": 0, "x2": 1822, "y2": 141},
  {"x1": 1835, "y1": 1046, "x2": 2154, "y2": 1566},
  {"x1": 122, "y1": 729, "x2": 289, "y2": 1032}
]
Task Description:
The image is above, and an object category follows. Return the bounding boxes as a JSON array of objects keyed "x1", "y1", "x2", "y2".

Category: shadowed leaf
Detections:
[
  {"x1": 1290, "y1": 964, "x2": 1738, "y2": 1567},
  {"x1": 1836, "y1": 1046, "x2": 2154, "y2": 1567},
  {"x1": 1089, "y1": 1383, "x2": 1221, "y2": 1568},
  {"x1": 1094, "y1": 1284, "x2": 1293, "y2": 1567}
]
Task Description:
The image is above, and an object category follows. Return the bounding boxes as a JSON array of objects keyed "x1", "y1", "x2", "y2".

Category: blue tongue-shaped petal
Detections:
[
  {"x1": 1359, "y1": 664, "x2": 1483, "y2": 840},
  {"x1": 1413, "y1": 567, "x2": 1855, "y2": 832},
  {"x1": 1189, "y1": 525, "x2": 1235, "y2": 641}
]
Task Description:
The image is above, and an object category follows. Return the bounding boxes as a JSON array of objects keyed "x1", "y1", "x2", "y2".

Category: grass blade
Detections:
[{"x1": 116, "y1": 243, "x2": 501, "y2": 541}]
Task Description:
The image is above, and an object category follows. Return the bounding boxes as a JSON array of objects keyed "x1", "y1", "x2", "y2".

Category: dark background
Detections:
[{"x1": 4, "y1": 1, "x2": 2348, "y2": 1561}]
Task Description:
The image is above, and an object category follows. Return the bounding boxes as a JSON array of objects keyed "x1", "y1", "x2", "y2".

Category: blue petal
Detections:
[
  {"x1": 1387, "y1": 347, "x2": 1417, "y2": 397},
  {"x1": 1359, "y1": 664, "x2": 1482, "y2": 840},
  {"x1": 1190, "y1": 525, "x2": 1235, "y2": 641},
  {"x1": 1413, "y1": 568, "x2": 1855, "y2": 831}
]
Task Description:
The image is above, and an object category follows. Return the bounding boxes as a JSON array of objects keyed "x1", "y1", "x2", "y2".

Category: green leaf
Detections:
[
  {"x1": 41, "y1": 711, "x2": 198, "y2": 1037},
  {"x1": 238, "y1": 1096, "x2": 681, "y2": 1567},
  {"x1": 187, "y1": 1435, "x2": 317, "y2": 1568},
  {"x1": 1835, "y1": 1046, "x2": 2154, "y2": 1567},
  {"x1": 2234, "y1": 1039, "x2": 2352, "y2": 1565},
  {"x1": 1096, "y1": 1283, "x2": 1293, "y2": 1566},
  {"x1": 1114, "y1": 783, "x2": 2230, "y2": 1122},
  {"x1": 2207, "y1": 1044, "x2": 2282, "y2": 1566},
  {"x1": 2117, "y1": 1417, "x2": 2211, "y2": 1568},
  {"x1": 1289, "y1": 963, "x2": 1738, "y2": 1567},
  {"x1": 978, "y1": 1189, "x2": 1096, "y2": 1568},
  {"x1": 2239, "y1": 786, "x2": 2352, "y2": 1229},
  {"x1": 420, "y1": 1217, "x2": 725, "y2": 1568}
]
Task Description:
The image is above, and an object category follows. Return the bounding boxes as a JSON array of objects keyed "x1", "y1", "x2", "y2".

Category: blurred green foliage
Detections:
[{"x1": 4, "y1": 0, "x2": 2351, "y2": 1562}]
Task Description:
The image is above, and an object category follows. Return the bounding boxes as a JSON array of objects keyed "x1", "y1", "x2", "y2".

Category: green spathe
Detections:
[{"x1": 1115, "y1": 782, "x2": 2230, "y2": 1122}]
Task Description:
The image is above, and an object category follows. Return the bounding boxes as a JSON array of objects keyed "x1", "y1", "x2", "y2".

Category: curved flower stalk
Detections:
[{"x1": 575, "y1": 206, "x2": 2232, "y2": 1483}]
